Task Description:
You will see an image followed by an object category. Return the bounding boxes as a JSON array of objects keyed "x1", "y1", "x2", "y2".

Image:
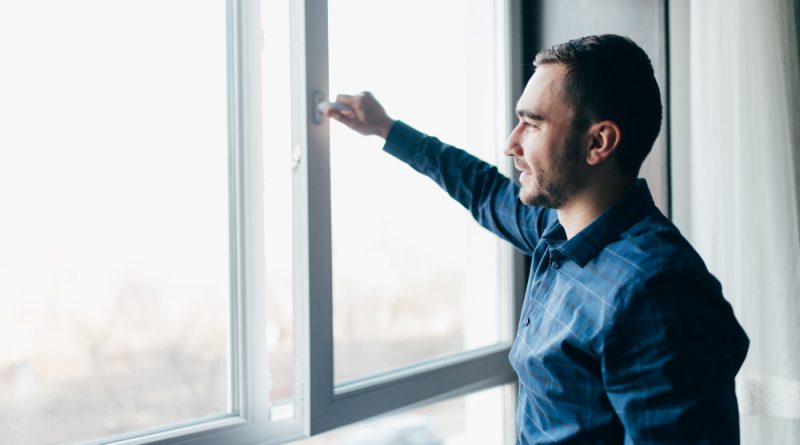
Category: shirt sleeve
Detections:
[
  {"x1": 382, "y1": 120, "x2": 546, "y2": 255},
  {"x1": 601, "y1": 267, "x2": 750, "y2": 444}
]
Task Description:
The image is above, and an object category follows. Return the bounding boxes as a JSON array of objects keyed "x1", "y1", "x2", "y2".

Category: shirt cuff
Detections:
[{"x1": 382, "y1": 120, "x2": 427, "y2": 163}]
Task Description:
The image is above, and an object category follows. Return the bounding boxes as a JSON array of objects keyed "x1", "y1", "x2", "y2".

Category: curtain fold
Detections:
[{"x1": 689, "y1": 0, "x2": 800, "y2": 442}]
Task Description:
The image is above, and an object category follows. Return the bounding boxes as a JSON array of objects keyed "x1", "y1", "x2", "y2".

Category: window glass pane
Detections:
[
  {"x1": 328, "y1": 0, "x2": 507, "y2": 383},
  {"x1": 261, "y1": 0, "x2": 294, "y2": 408},
  {"x1": 0, "y1": 2, "x2": 229, "y2": 443}
]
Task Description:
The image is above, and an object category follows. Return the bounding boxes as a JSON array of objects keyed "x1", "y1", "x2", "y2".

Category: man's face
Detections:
[{"x1": 503, "y1": 63, "x2": 586, "y2": 208}]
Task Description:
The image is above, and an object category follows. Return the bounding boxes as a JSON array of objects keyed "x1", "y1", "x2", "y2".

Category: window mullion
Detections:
[{"x1": 236, "y1": 0, "x2": 271, "y2": 425}]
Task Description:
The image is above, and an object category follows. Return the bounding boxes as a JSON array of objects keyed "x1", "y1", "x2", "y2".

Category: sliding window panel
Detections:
[
  {"x1": 295, "y1": 0, "x2": 520, "y2": 436},
  {"x1": 0, "y1": 1, "x2": 230, "y2": 443},
  {"x1": 327, "y1": 0, "x2": 513, "y2": 384}
]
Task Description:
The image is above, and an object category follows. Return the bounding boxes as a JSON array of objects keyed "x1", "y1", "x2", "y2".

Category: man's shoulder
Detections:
[
  {"x1": 596, "y1": 211, "x2": 717, "y2": 294},
  {"x1": 612, "y1": 210, "x2": 703, "y2": 264},
  {"x1": 596, "y1": 212, "x2": 749, "y2": 372}
]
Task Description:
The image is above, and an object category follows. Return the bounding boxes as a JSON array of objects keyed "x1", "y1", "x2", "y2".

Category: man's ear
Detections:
[{"x1": 586, "y1": 120, "x2": 621, "y2": 166}]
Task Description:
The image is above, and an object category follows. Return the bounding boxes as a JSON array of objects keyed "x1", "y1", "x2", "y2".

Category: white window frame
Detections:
[{"x1": 95, "y1": 1, "x2": 525, "y2": 444}]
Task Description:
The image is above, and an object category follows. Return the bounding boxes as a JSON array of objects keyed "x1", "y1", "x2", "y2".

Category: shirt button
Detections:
[
  {"x1": 523, "y1": 317, "x2": 530, "y2": 326},
  {"x1": 552, "y1": 259, "x2": 561, "y2": 269}
]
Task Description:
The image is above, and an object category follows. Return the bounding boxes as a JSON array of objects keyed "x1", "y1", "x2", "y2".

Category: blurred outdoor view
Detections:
[
  {"x1": 0, "y1": 1, "x2": 231, "y2": 444},
  {"x1": 327, "y1": 0, "x2": 508, "y2": 385},
  {"x1": 1, "y1": 0, "x2": 510, "y2": 443}
]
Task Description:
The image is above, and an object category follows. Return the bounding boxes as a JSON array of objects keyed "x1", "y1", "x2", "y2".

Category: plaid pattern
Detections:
[{"x1": 384, "y1": 121, "x2": 750, "y2": 444}]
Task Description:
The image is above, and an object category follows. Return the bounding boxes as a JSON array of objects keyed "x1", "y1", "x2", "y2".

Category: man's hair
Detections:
[{"x1": 534, "y1": 34, "x2": 662, "y2": 177}]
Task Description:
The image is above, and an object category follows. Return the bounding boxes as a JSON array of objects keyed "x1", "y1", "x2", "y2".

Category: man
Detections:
[{"x1": 325, "y1": 35, "x2": 749, "y2": 444}]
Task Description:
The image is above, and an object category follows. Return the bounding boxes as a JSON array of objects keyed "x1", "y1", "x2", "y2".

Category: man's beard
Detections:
[{"x1": 519, "y1": 131, "x2": 584, "y2": 209}]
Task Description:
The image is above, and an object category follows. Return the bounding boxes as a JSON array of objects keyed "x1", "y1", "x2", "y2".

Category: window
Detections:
[{"x1": 0, "y1": 0, "x2": 523, "y2": 443}]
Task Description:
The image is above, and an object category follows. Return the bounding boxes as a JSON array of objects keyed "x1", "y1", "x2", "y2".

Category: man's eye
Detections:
[{"x1": 524, "y1": 121, "x2": 537, "y2": 129}]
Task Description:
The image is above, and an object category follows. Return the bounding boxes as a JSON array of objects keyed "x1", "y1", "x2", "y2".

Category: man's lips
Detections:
[{"x1": 514, "y1": 160, "x2": 532, "y2": 174}]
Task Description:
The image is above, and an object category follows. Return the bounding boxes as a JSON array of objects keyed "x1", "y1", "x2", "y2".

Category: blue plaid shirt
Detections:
[{"x1": 384, "y1": 121, "x2": 750, "y2": 444}]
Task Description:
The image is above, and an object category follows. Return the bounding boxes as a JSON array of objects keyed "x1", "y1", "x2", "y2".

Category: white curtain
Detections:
[{"x1": 689, "y1": 0, "x2": 800, "y2": 442}]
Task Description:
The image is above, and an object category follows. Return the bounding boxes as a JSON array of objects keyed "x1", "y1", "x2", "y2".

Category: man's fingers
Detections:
[
  {"x1": 327, "y1": 109, "x2": 358, "y2": 127},
  {"x1": 326, "y1": 108, "x2": 356, "y2": 120},
  {"x1": 336, "y1": 94, "x2": 358, "y2": 107},
  {"x1": 328, "y1": 91, "x2": 389, "y2": 137},
  {"x1": 326, "y1": 96, "x2": 360, "y2": 128}
]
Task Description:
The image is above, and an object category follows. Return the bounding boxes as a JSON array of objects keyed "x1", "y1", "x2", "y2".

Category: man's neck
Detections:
[{"x1": 556, "y1": 177, "x2": 636, "y2": 240}]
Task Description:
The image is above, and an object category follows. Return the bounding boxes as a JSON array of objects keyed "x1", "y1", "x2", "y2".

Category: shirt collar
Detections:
[{"x1": 541, "y1": 178, "x2": 657, "y2": 267}]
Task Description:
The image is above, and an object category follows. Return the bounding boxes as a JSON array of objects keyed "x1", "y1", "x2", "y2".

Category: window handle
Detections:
[{"x1": 312, "y1": 91, "x2": 353, "y2": 124}]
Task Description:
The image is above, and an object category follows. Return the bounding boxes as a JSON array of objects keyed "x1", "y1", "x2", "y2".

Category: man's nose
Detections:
[{"x1": 503, "y1": 125, "x2": 523, "y2": 157}]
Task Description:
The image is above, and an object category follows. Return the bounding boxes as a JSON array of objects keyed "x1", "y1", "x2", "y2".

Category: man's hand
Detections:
[{"x1": 323, "y1": 91, "x2": 395, "y2": 139}]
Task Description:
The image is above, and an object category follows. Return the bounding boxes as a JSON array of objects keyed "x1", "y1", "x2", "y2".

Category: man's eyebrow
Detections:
[{"x1": 516, "y1": 110, "x2": 546, "y2": 121}]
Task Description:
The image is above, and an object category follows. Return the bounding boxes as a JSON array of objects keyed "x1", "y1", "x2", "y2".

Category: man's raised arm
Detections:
[{"x1": 324, "y1": 92, "x2": 548, "y2": 255}]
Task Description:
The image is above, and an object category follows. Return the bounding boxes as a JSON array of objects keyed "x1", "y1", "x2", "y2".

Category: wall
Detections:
[{"x1": 523, "y1": 0, "x2": 671, "y2": 214}]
